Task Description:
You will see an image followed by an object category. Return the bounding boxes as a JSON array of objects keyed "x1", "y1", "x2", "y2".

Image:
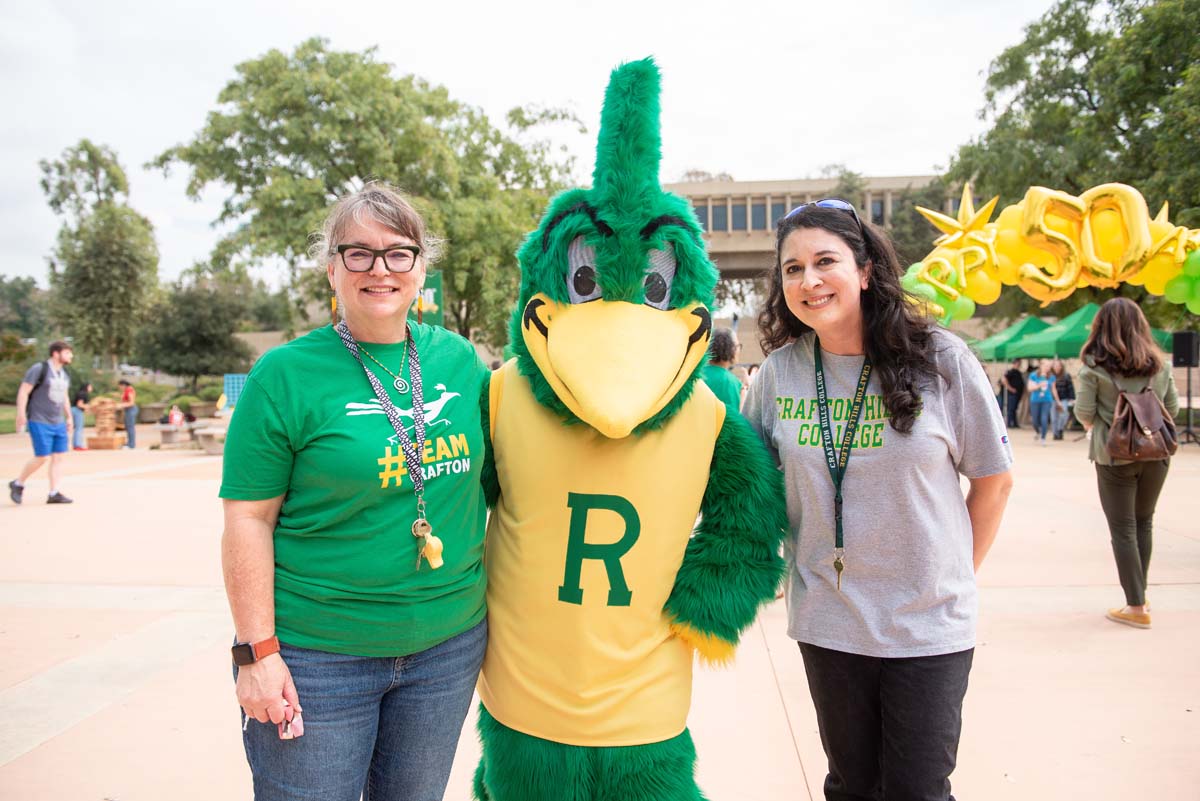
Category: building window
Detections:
[
  {"x1": 751, "y1": 203, "x2": 766, "y2": 230},
  {"x1": 711, "y1": 204, "x2": 728, "y2": 231},
  {"x1": 771, "y1": 202, "x2": 788, "y2": 226},
  {"x1": 871, "y1": 199, "x2": 884, "y2": 226},
  {"x1": 731, "y1": 204, "x2": 747, "y2": 231},
  {"x1": 692, "y1": 204, "x2": 708, "y2": 232}
]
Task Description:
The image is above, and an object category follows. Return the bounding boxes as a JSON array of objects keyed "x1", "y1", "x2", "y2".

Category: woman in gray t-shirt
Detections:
[{"x1": 743, "y1": 200, "x2": 1013, "y2": 801}]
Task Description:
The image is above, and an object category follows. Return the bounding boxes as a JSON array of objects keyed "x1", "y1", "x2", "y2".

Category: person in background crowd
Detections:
[
  {"x1": 1074, "y1": 297, "x2": 1178, "y2": 630},
  {"x1": 1027, "y1": 360, "x2": 1055, "y2": 445},
  {"x1": 71, "y1": 382, "x2": 93, "y2": 451},
  {"x1": 9, "y1": 341, "x2": 75, "y2": 505},
  {"x1": 1050, "y1": 357, "x2": 1076, "y2": 440},
  {"x1": 118, "y1": 380, "x2": 139, "y2": 449},
  {"x1": 744, "y1": 199, "x2": 1013, "y2": 801},
  {"x1": 1002, "y1": 358, "x2": 1025, "y2": 427},
  {"x1": 701, "y1": 327, "x2": 744, "y2": 416}
]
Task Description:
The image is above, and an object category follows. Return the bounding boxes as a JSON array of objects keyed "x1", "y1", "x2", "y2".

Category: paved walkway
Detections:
[{"x1": 0, "y1": 424, "x2": 1197, "y2": 800}]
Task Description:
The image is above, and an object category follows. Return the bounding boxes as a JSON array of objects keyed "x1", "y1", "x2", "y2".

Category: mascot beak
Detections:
[{"x1": 522, "y1": 293, "x2": 711, "y2": 439}]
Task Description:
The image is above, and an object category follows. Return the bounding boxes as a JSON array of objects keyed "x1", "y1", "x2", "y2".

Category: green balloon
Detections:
[
  {"x1": 950, "y1": 295, "x2": 976, "y2": 321},
  {"x1": 910, "y1": 282, "x2": 938, "y2": 303},
  {"x1": 1187, "y1": 295, "x2": 1200, "y2": 316},
  {"x1": 1164, "y1": 275, "x2": 1193, "y2": 304},
  {"x1": 1184, "y1": 249, "x2": 1200, "y2": 278},
  {"x1": 906, "y1": 262, "x2": 924, "y2": 278}
]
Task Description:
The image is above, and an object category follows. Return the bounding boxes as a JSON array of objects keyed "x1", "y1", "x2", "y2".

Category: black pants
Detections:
[
  {"x1": 1095, "y1": 460, "x2": 1170, "y2": 607},
  {"x1": 799, "y1": 643, "x2": 974, "y2": 801}
]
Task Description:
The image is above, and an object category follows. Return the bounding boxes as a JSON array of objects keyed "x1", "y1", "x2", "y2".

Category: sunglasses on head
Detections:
[{"x1": 784, "y1": 198, "x2": 864, "y2": 232}]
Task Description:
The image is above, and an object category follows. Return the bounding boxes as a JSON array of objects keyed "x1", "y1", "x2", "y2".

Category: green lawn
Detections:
[{"x1": 0, "y1": 405, "x2": 14, "y2": 435}]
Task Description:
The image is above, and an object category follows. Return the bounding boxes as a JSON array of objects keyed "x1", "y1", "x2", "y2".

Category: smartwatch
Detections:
[{"x1": 231, "y1": 636, "x2": 281, "y2": 666}]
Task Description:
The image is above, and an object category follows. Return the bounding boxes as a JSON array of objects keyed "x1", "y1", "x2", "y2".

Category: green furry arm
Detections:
[
  {"x1": 480, "y1": 378, "x2": 499, "y2": 508},
  {"x1": 665, "y1": 412, "x2": 787, "y2": 656}
]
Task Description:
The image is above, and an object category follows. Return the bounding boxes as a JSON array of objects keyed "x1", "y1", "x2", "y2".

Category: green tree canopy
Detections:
[
  {"x1": 0, "y1": 276, "x2": 49, "y2": 339},
  {"x1": 948, "y1": 0, "x2": 1200, "y2": 224},
  {"x1": 48, "y1": 202, "x2": 160, "y2": 367},
  {"x1": 151, "y1": 37, "x2": 578, "y2": 347},
  {"x1": 134, "y1": 280, "x2": 253, "y2": 392},
  {"x1": 39, "y1": 139, "x2": 130, "y2": 226},
  {"x1": 40, "y1": 140, "x2": 159, "y2": 368},
  {"x1": 945, "y1": 0, "x2": 1199, "y2": 329}
]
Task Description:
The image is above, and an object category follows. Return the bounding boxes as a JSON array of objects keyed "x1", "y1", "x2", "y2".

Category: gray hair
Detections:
[{"x1": 308, "y1": 181, "x2": 444, "y2": 265}]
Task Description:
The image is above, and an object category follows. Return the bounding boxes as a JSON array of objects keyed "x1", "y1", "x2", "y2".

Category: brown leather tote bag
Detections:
[{"x1": 1104, "y1": 373, "x2": 1178, "y2": 461}]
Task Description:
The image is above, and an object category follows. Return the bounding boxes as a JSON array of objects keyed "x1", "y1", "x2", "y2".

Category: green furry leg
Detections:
[{"x1": 473, "y1": 705, "x2": 708, "y2": 801}]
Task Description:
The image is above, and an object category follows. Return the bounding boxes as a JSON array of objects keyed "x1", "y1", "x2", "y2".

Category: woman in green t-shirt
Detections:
[{"x1": 220, "y1": 182, "x2": 490, "y2": 800}]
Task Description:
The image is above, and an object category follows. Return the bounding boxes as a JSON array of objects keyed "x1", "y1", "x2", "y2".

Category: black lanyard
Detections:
[{"x1": 814, "y1": 338, "x2": 872, "y2": 589}]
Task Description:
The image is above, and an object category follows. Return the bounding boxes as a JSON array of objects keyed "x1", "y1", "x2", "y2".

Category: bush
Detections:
[
  {"x1": 197, "y1": 384, "x2": 223, "y2": 402},
  {"x1": 0, "y1": 362, "x2": 26, "y2": 404},
  {"x1": 172, "y1": 394, "x2": 201, "y2": 413},
  {"x1": 133, "y1": 381, "x2": 175, "y2": 404}
]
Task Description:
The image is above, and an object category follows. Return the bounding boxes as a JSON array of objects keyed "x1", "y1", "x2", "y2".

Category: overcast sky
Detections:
[{"x1": 1, "y1": 0, "x2": 1056, "y2": 288}]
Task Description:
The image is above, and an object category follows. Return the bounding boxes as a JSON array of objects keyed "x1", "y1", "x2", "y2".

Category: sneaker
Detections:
[
  {"x1": 1106, "y1": 607, "x2": 1151, "y2": 629},
  {"x1": 46, "y1": 492, "x2": 74, "y2": 505},
  {"x1": 8, "y1": 480, "x2": 23, "y2": 505},
  {"x1": 73, "y1": 446, "x2": 88, "y2": 451}
]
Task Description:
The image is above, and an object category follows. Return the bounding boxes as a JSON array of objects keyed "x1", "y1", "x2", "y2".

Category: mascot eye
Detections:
[
  {"x1": 567, "y1": 236, "x2": 603, "y2": 304},
  {"x1": 643, "y1": 246, "x2": 677, "y2": 310}
]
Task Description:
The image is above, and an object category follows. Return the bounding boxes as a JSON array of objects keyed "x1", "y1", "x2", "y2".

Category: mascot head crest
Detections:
[{"x1": 510, "y1": 58, "x2": 717, "y2": 439}]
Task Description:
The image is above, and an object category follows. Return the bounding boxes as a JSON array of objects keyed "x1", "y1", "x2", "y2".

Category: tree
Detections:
[
  {"x1": 39, "y1": 139, "x2": 130, "y2": 226},
  {"x1": 134, "y1": 281, "x2": 253, "y2": 392},
  {"x1": 946, "y1": 0, "x2": 1200, "y2": 328},
  {"x1": 151, "y1": 38, "x2": 578, "y2": 347},
  {"x1": 948, "y1": 0, "x2": 1200, "y2": 224},
  {"x1": 40, "y1": 140, "x2": 158, "y2": 368},
  {"x1": 822, "y1": 164, "x2": 867, "y2": 207},
  {"x1": 0, "y1": 276, "x2": 48, "y2": 338},
  {"x1": 887, "y1": 178, "x2": 951, "y2": 267},
  {"x1": 48, "y1": 203, "x2": 159, "y2": 369}
]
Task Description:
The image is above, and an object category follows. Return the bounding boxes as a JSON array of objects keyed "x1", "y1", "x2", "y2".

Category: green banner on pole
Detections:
[{"x1": 409, "y1": 272, "x2": 444, "y2": 327}]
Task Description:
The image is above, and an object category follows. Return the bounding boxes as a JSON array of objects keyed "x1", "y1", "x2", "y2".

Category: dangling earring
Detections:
[{"x1": 331, "y1": 294, "x2": 338, "y2": 324}]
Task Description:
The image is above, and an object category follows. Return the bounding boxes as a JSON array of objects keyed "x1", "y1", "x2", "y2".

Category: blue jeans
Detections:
[
  {"x1": 1030, "y1": 399, "x2": 1052, "y2": 439},
  {"x1": 1051, "y1": 400, "x2": 1073, "y2": 437},
  {"x1": 124, "y1": 406, "x2": 138, "y2": 448},
  {"x1": 238, "y1": 617, "x2": 486, "y2": 801},
  {"x1": 70, "y1": 408, "x2": 85, "y2": 448}
]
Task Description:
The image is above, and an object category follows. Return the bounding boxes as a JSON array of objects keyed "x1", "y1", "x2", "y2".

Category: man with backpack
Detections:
[{"x1": 8, "y1": 341, "x2": 75, "y2": 505}]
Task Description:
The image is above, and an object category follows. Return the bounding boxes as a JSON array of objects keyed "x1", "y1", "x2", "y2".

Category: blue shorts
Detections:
[{"x1": 28, "y1": 421, "x2": 69, "y2": 457}]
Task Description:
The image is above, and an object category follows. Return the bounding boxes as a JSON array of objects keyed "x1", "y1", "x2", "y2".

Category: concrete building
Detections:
[{"x1": 663, "y1": 175, "x2": 952, "y2": 278}]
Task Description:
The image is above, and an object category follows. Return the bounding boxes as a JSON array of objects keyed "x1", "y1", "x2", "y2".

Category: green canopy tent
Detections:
[
  {"x1": 1006, "y1": 303, "x2": 1174, "y2": 359},
  {"x1": 972, "y1": 316, "x2": 1051, "y2": 361}
]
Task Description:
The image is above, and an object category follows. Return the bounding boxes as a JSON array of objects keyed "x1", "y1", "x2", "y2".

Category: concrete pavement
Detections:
[{"x1": 0, "y1": 424, "x2": 1197, "y2": 800}]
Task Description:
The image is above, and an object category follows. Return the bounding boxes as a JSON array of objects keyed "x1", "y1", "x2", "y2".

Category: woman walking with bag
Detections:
[{"x1": 1075, "y1": 298, "x2": 1179, "y2": 629}]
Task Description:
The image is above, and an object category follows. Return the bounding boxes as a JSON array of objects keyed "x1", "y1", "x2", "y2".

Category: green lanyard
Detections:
[{"x1": 814, "y1": 339, "x2": 872, "y2": 591}]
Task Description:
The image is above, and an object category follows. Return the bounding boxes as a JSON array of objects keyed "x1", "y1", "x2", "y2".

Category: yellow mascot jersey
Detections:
[{"x1": 479, "y1": 360, "x2": 725, "y2": 747}]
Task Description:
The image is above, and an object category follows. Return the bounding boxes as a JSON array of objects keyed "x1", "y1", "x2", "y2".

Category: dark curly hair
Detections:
[
  {"x1": 756, "y1": 204, "x2": 941, "y2": 433},
  {"x1": 708, "y1": 328, "x2": 738, "y2": 364}
]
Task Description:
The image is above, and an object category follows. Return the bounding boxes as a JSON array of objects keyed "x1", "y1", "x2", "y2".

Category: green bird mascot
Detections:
[{"x1": 475, "y1": 58, "x2": 787, "y2": 801}]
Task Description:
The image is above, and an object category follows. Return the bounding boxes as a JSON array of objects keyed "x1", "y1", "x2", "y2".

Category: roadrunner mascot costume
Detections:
[{"x1": 474, "y1": 58, "x2": 788, "y2": 801}]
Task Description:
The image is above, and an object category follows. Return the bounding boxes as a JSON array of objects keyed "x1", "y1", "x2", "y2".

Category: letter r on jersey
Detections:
[{"x1": 558, "y1": 492, "x2": 640, "y2": 606}]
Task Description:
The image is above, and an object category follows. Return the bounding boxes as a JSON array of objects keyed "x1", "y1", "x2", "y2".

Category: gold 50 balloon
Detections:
[{"x1": 901, "y1": 183, "x2": 1200, "y2": 322}]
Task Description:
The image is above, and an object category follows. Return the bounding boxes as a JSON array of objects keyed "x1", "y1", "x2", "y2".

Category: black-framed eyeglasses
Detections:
[
  {"x1": 334, "y1": 244, "x2": 422, "y2": 274},
  {"x1": 784, "y1": 198, "x2": 864, "y2": 232}
]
